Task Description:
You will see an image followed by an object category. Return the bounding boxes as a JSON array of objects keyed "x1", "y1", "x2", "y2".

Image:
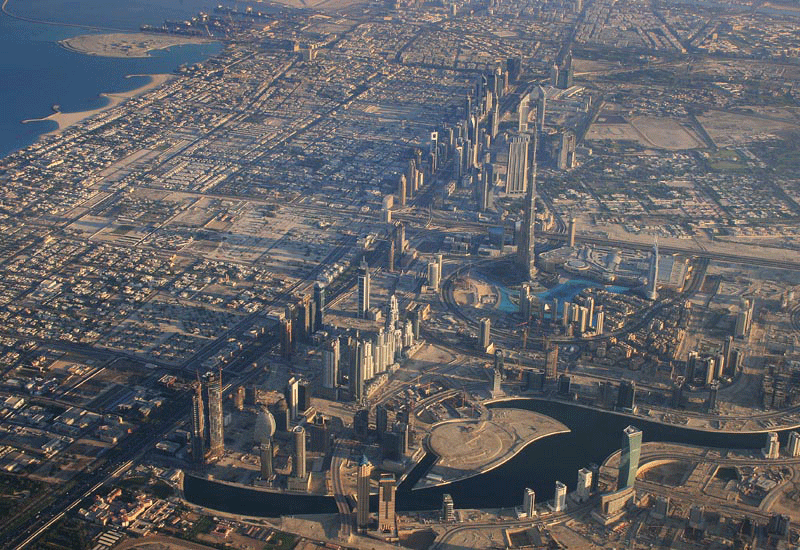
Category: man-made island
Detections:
[{"x1": 60, "y1": 32, "x2": 214, "y2": 58}]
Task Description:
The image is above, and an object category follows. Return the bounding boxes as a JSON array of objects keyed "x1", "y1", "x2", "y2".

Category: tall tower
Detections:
[
  {"x1": 568, "y1": 217, "x2": 576, "y2": 247},
  {"x1": 378, "y1": 473, "x2": 397, "y2": 535},
  {"x1": 516, "y1": 131, "x2": 538, "y2": 280},
  {"x1": 260, "y1": 439, "x2": 273, "y2": 479},
  {"x1": 358, "y1": 258, "x2": 371, "y2": 318},
  {"x1": 479, "y1": 318, "x2": 491, "y2": 351},
  {"x1": 505, "y1": 134, "x2": 530, "y2": 194},
  {"x1": 648, "y1": 239, "x2": 659, "y2": 301},
  {"x1": 618, "y1": 425, "x2": 642, "y2": 490},
  {"x1": 357, "y1": 455, "x2": 372, "y2": 530},
  {"x1": 323, "y1": 338, "x2": 340, "y2": 390},
  {"x1": 293, "y1": 425, "x2": 307, "y2": 479},
  {"x1": 518, "y1": 94, "x2": 530, "y2": 133},
  {"x1": 207, "y1": 369, "x2": 224, "y2": 459},
  {"x1": 536, "y1": 85, "x2": 546, "y2": 131},
  {"x1": 398, "y1": 174, "x2": 407, "y2": 206},
  {"x1": 523, "y1": 488, "x2": 536, "y2": 517},
  {"x1": 191, "y1": 379, "x2": 205, "y2": 464},
  {"x1": 545, "y1": 339, "x2": 558, "y2": 381},
  {"x1": 313, "y1": 282, "x2": 325, "y2": 331}
]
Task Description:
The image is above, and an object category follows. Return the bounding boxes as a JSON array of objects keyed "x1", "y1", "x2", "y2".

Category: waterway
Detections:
[
  {"x1": 0, "y1": 0, "x2": 221, "y2": 158},
  {"x1": 183, "y1": 399, "x2": 791, "y2": 516}
]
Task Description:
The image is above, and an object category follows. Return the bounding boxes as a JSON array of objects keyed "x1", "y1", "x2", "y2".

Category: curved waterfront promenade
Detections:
[{"x1": 488, "y1": 395, "x2": 800, "y2": 434}]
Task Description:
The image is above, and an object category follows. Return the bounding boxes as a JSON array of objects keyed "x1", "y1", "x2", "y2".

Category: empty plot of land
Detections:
[
  {"x1": 698, "y1": 110, "x2": 797, "y2": 146},
  {"x1": 586, "y1": 116, "x2": 705, "y2": 150}
]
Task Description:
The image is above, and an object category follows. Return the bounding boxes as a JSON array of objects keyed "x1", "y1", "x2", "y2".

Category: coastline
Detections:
[
  {"x1": 22, "y1": 73, "x2": 174, "y2": 136},
  {"x1": 58, "y1": 33, "x2": 216, "y2": 59}
]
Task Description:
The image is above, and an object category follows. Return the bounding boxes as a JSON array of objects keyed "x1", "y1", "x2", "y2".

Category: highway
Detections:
[{"x1": 330, "y1": 441, "x2": 354, "y2": 540}]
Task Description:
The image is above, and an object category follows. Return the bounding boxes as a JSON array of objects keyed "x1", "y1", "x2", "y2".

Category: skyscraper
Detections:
[
  {"x1": 442, "y1": 494, "x2": 455, "y2": 522},
  {"x1": 536, "y1": 85, "x2": 546, "y2": 131},
  {"x1": 293, "y1": 425, "x2": 307, "y2": 479},
  {"x1": 378, "y1": 473, "x2": 396, "y2": 534},
  {"x1": 516, "y1": 132, "x2": 537, "y2": 280},
  {"x1": 553, "y1": 481, "x2": 567, "y2": 512},
  {"x1": 518, "y1": 94, "x2": 530, "y2": 133},
  {"x1": 523, "y1": 488, "x2": 536, "y2": 517},
  {"x1": 479, "y1": 317, "x2": 491, "y2": 351},
  {"x1": 398, "y1": 174, "x2": 407, "y2": 206},
  {"x1": 358, "y1": 258, "x2": 370, "y2": 318},
  {"x1": 575, "y1": 468, "x2": 592, "y2": 502},
  {"x1": 505, "y1": 134, "x2": 530, "y2": 195},
  {"x1": 648, "y1": 239, "x2": 659, "y2": 301},
  {"x1": 191, "y1": 379, "x2": 205, "y2": 464},
  {"x1": 285, "y1": 376, "x2": 299, "y2": 420},
  {"x1": 763, "y1": 431, "x2": 780, "y2": 459},
  {"x1": 545, "y1": 339, "x2": 558, "y2": 381},
  {"x1": 323, "y1": 338, "x2": 339, "y2": 390},
  {"x1": 207, "y1": 369, "x2": 224, "y2": 459},
  {"x1": 357, "y1": 455, "x2": 372, "y2": 530},
  {"x1": 616, "y1": 380, "x2": 636, "y2": 412},
  {"x1": 313, "y1": 282, "x2": 325, "y2": 331},
  {"x1": 618, "y1": 425, "x2": 642, "y2": 490},
  {"x1": 259, "y1": 439, "x2": 273, "y2": 479},
  {"x1": 281, "y1": 317, "x2": 293, "y2": 360}
]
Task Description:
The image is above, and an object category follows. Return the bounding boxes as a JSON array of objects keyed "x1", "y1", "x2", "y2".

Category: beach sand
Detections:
[{"x1": 23, "y1": 73, "x2": 174, "y2": 135}]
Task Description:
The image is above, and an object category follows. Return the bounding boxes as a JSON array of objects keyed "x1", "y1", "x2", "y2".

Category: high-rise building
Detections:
[
  {"x1": 618, "y1": 425, "x2": 642, "y2": 490},
  {"x1": 556, "y1": 131, "x2": 576, "y2": 170},
  {"x1": 552, "y1": 481, "x2": 567, "y2": 512},
  {"x1": 536, "y1": 85, "x2": 546, "y2": 131},
  {"x1": 323, "y1": 338, "x2": 340, "y2": 390},
  {"x1": 616, "y1": 380, "x2": 636, "y2": 412},
  {"x1": 518, "y1": 94, "x2": 531, "y2": 133},
  {"x1": 479, "y1": 317, "x2": 491, "y2": 351},
  {"x1": 763, "y1": 431, "x2": 780, "y2": 459},
  {"x1": 387, "y1": 238, "x2": 395, "y2": 273},
  {"x1": 505, "y1": 134, "x2": 531, "y2": 194},
  {"x1": 575, "y1": 468, "x2": 592, "y2": 502},
  {"x1": 378, "y1": 473, "x2": 397, "y2": 534},
  {"x1": 281, "y1": 317, "x2": 293, "y2": 360},
  {"x1": 523, "y1": 488, "x2": 536, "y2": 517},
  {"x1": 786, "y1": 431, "x2": 800, "y2": 457},
  {"x1": 568, "y1": 217, "x2": 576, "y2": 247},
  {"x1": 428, "y1": 261, "x2": 441, "y2": 290},
  {"x1": 313, "y1": 282, "x2": 325, "y2": 331},
  {"x1": 191, "y1": 380, "x2": 205, "y2": 464},
  {"x1": 516, "y1": 132, "x2": 537, "y2": 280},
  {"x1": 287, "y1": 376, "x2": 299, "y2": 420},
  {"x1": 550, "y1": 64, "x2": 559, "y2": 87},
  {"x1": 558, "y1": 374, "x2": 571, "y2": 396},
  {"x1": 375, "y1": 404, "x2": 389, "y2": 442},
  {"x1": 358, "y1": 258, "x2": 371, "y2": 319},
  {"x1": 207, "y1": 369, "x2": 224, "y2": 459},
  {"x1": 442, "y1": 494, "x2": 455, "y2": 522},
  {"x1": 293, "y1": 425, "x2": 307, "y2": 479},
  {"x1": 707, "y1": 380, "x2": 719, "y2": 412},
  {"x1": 259, "y1": 439, "x2": 273, "y2": 479},
  {"x1": 398, "y1": 174, "x2": 407, "y2": 206},
  {"x1": 545, "y1": 340, "x2": 559, "y2": 380},
  {"x1": 648, "y1": 240, "x2": 659, "y2": 301},
  {"x1": 357, "y1": 455, "x2": 372, "y2": 530}
]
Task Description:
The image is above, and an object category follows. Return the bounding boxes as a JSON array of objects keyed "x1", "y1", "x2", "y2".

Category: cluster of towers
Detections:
[
  {"x1": 281, "y1": 282, "x2": 326, "y2": 360},
  {"x1": 322, "y1": 291, "x2": 420, "y2": 403},
  {"x1": 519, "y1": 284, "x2": 605, "y2": 339},
  {"x1": 191, "y1": 368, "x2": 225, "y2": 464},
  {"x1": 355, "y1": 456, "x2": 398, "y2": 536}
]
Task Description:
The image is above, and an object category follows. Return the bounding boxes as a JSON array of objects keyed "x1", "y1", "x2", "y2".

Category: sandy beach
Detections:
[{"x1": 22, "y1": 73, "x2": 174, "y2": 135}]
